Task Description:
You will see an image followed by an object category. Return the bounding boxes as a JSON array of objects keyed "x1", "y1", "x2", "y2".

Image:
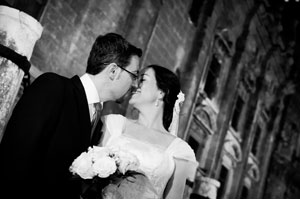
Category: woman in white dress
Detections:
[{"x1": 99, "y1": 65, "x2": 198, "y2": 199}]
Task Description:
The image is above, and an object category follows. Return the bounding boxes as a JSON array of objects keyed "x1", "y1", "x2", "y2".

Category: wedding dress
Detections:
[{"x1": 101, "y1": 114, "x2": 198, "y2": 199}]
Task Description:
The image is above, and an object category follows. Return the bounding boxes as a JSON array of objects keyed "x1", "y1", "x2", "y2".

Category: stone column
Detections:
[{"x1": 0, "y1": 6, "x2": 43, "y2": 141}]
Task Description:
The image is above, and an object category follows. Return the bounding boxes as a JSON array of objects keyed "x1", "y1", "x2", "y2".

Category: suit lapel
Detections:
[{"x1": 71, "y1": 75, "x2": 91, "y2": 147}]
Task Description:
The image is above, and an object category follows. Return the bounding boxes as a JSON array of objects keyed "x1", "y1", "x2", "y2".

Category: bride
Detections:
[{"x1": 99, "y1": 64, "x2": 198, "y2": 199}]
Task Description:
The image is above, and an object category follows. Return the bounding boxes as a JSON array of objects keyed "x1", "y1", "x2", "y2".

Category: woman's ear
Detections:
[{"x1": 158, "y1": 90, "x2": 165, "y2": 100}]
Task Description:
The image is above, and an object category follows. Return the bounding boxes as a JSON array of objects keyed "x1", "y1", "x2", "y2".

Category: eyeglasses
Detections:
[
  {"x1": 103, "y1": 62, "x2": 139, "y2": 81},
  {"x1": 103, "y1": 62, "x2": 139, "y2": 82},
  {"x1": 117, "y1": 64, "x2": 139, "y2": 81}
]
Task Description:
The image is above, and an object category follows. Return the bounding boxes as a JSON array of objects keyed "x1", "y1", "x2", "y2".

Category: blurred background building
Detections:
[{"x1": 0, "y1": 0, "x2": 300, "y2": 198}]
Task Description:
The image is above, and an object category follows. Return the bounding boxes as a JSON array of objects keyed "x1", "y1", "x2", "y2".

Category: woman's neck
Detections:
[{"x1": 137, "y1": 106, "x2": 165, "y2": 132}]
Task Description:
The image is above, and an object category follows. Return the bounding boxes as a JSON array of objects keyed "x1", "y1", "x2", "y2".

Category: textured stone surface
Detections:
[{"x1": 0, "y1": 6, "x2": 43, "y2": 140}]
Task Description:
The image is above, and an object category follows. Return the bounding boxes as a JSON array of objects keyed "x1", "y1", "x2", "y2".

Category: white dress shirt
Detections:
[{"x1": 80, "y1": 73, "x2": 101, "y2": 121}]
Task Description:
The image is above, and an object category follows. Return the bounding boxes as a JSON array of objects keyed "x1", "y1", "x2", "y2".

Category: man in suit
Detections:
[{"x1": 0, "y1": 33, "x2": 142, "y2": 199}]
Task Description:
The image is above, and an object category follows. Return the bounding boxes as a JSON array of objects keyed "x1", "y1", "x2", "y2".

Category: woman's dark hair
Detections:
[
  {"x1": 86, "y1": 33, "x2": 142, "y2": 75},
  {"x1": 147, "y1": 65, "x2": 181, "y2": 131}
]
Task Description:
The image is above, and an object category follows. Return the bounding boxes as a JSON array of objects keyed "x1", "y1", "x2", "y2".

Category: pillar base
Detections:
[{"x1": 196, "y1": 177, "x2": 220, "y2": 199}]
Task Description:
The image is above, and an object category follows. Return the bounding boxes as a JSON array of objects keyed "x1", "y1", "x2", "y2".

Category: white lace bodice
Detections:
[{"x1": 101, "y1": 114, "x2": 198, "y2": 199}]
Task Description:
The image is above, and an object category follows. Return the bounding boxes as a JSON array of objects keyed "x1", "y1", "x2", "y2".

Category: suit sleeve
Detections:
[{"x1": 0, "y1": 73, "x2": 65, "y2": 195}]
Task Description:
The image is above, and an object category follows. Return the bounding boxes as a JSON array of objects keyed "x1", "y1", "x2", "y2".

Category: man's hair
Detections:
[{"x1": 86, "y1": 33, "x2": 142, "y2": 75}]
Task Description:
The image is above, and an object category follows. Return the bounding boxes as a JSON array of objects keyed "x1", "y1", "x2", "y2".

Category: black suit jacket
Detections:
[{"x1": 0, "y1": 73, "x2": 97, "y2": 199}]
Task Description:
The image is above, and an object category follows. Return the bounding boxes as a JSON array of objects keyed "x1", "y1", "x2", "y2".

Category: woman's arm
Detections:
[{"x1": 164, "y1": 159, "x2": 189, "y2": 199}]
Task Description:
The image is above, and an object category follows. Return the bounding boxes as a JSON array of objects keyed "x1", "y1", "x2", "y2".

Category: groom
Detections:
[{"x1": 0, "y1": 33, "x2": 142, "y2": 199}]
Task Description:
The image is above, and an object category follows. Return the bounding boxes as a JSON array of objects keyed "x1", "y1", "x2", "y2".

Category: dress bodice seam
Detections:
[
  {"x1": 114, "y1": 115, "x2": 179, "y2": 154},
  {"x1": 120, "y1": 134, "x2": 168, "y2": 151}
]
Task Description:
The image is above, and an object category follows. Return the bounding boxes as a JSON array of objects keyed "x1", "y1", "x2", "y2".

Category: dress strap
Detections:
[
  {"x1": 103, "y1": 114, "x2": 126, "y2": 142},
  {"x1": 166, "y1": 137, "x2": 195, "y2": 158},
  {"x1": 100, "y1": 114, "x2": 126, "y2": 147}
]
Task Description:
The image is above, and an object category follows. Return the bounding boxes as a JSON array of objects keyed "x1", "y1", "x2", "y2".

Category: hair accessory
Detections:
[{"x1": 168, "y1": 91, "x2": 185, "y2": 136}]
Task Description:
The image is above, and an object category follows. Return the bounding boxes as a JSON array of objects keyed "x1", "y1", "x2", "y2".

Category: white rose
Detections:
[
  {"x1": 108, "y1": 146, "x2": 121, "y2": 154},
  {"x1": 125, "y1": 158, "x2": 139, "y2": 173},
  {"x1": 93, "y1": 156, "x2": 117, "y2": 178},
  {"x1": 69, "y1": 151, "x2": 94, "y2": 179},
  {"x1": 116, "y1": 150, "x2": 140, "y2": 174},
  {"x1": 89, "y1": 146, "x2": 110, "y2": 160}
]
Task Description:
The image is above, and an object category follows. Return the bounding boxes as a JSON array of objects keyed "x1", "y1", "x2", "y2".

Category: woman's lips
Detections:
[{"x1": 132, "y1": 89, "x2": 141, "y2": 95}]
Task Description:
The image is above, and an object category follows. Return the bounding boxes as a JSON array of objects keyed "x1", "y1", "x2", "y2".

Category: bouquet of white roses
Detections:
[{"x1": 70, "y1": 146, "x2": 141, "y2": 199}]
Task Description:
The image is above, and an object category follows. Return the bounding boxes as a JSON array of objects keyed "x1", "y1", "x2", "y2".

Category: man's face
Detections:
[{"x1": 113, "y1": 55, "x2": 140, "y2": 101}]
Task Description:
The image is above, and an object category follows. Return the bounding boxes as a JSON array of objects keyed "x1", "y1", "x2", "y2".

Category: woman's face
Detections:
[{"x1": 129, "y1": 67, "x2": 160, "y2": 108}]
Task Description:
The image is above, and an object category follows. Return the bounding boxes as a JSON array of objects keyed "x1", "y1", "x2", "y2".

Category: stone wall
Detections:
[
  {"x1": 30, "y1": 0, "x2": 133, "y2": 77},
  {"x1": 263, "y1": 96, "x2": 300, "y2": 199},
  {"x1": 30, "y1": 0, "x2": 195, "y2": 78},
  {"x1": 2, "y1": 0, "x2": 300, "y2": 199}
]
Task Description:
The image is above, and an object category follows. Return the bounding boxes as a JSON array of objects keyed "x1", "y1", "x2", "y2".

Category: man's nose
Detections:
[{"x1": 131, "y1": 78, "x2": 139, "y2": 90}]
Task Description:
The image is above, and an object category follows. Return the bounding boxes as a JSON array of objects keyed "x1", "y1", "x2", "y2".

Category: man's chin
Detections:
[
  {"x1": 116, "y1": 93, "x2": 131, "y2": 104},
  {"x1": 115, "y1": 97, "x2": 125, "y2": 104}
]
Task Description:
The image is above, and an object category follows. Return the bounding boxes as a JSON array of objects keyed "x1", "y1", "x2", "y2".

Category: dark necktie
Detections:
[{"x1": 90, "y1": 103, "x2": 102, "y2": 145}]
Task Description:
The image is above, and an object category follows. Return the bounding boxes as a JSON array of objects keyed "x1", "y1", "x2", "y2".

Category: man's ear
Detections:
[{"x1": 108, "y1": 63, "x2": 121, "y2": 80}]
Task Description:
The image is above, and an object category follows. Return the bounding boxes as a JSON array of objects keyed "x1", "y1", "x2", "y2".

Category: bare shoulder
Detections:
[{"x1": 159, "y1": 129, "x2": 177, "y2": 142}]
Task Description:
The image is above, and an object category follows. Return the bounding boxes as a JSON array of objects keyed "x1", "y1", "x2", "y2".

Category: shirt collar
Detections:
[{"x1": 80, "y1": 73, "x2": 100, "y2": 104}]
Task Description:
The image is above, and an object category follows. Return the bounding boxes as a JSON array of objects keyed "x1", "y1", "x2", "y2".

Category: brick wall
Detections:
[
  {"x1": 30, "y1": 0, "x2": 195, "y2": 78},
  {"x1": 143, "y1": 0, "x2": 195, "y2": 74},
  {"x1": 30, "y1": 0, "x2": 133, "y2": 77}
]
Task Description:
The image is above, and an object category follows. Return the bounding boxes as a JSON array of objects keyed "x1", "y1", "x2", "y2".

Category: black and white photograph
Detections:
[{"x1": 0, "y1": 0, "x2": 299, "y2": 199}]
